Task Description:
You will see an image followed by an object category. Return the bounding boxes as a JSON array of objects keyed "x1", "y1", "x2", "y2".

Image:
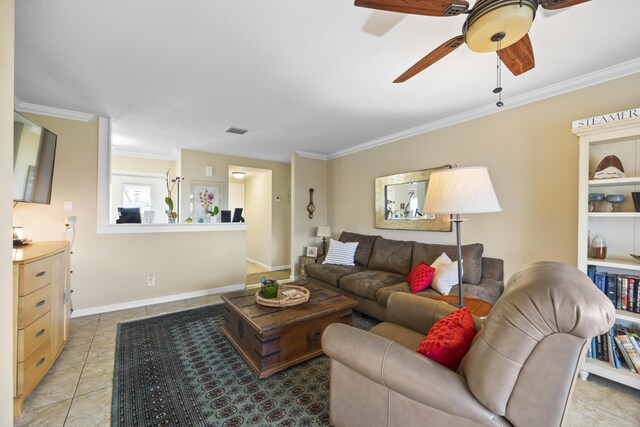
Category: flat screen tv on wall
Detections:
[{"x1": 13, "y1": 112, "x2": 58, "y2": 204}]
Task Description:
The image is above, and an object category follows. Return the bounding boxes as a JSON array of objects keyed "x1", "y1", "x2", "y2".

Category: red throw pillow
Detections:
[
  {"x1": 407, "y1": 262, "x2": 435, "y2": 293},
  {"x1": 416, "y1": 306, "x2": 476, "y2": 370}
]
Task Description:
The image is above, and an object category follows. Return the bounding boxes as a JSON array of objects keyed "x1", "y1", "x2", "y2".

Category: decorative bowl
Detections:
[
  {"x1": 605, "y1": 194, "x2": 625, "y2": 203},
  {"x1": 589, "y1": 193, "x2": 605, "y2": 201}
]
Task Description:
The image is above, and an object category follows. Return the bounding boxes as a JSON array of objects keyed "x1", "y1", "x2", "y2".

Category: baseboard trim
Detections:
[
  {"x1": 246, "y1": 258, "x2": 291, "y2": 272},
  {"x1": 71, "y1": 283, "x2": 245, "y2": 318}
]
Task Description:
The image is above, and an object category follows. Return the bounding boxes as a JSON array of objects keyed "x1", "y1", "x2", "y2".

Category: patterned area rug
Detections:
[{"x1": 112, "y1": 303, "x2": 378, "y2": 426}]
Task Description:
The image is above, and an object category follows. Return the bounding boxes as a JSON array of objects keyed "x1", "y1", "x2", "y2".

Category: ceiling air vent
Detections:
[{"x1": 226, "y1": 127, "x2": 248, "y2": 135}]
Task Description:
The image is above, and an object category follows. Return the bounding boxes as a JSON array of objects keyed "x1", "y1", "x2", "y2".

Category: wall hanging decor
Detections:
[{"x1": 307, "y1": 188, "x2": 315, "y2": 219}]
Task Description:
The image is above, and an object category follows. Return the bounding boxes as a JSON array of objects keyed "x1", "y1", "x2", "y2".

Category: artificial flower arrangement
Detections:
[
  {"x1": 165, "y1": 169, "x2": 183, "y2": 222},
  {"x1": 200, "y1": 189, "x2": 220, "y2": 218}
]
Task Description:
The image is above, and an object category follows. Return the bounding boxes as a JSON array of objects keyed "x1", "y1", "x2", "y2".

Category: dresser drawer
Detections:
[
  {"x1": 18, "y1": 285, "x2": 52, "y2": 329},
  {"x1": 17, "y1": 311, "x2": 52, "y2": 362},
  {"x1": 19, "y1": 257, "x2": 53, "y2": 296},
  {"x1": 18, "y1": 338, "x2": 52, "y2": 396}
]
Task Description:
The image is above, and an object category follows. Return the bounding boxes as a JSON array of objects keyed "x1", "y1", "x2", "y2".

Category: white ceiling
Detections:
[{"x1": 15, "y1": 1, "x2": 640, "y2": 163}]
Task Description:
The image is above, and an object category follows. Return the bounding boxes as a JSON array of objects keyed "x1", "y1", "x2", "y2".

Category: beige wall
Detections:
[
  {"x1": 13, "y1": 115, "x2": 247, "y2": 310},
  {"x1": 328, "y1": 73, "x2": 640, "y2": 281},
  {"x1": 111, "y1": 155, "x2": 176, "y2": 175},
  {"x1": 245, "y1": 171, "x2": 272, "y2": 266},
  {"x1": 1, "y1": 0, "x2": 14, "y2": 422},
  {"x1": 291, "y1": 153, "x2": 328, "y2": 276},
  {"x1": 179, "y1": 149, "x2": 291, "y2": 267}
]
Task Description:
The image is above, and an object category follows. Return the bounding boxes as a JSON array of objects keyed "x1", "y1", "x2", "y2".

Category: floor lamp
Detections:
[{"x1": 423, "y1": 166, "x2": 501, "y2": 307}]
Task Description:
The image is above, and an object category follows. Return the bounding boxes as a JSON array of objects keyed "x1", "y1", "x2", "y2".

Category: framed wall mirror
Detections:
[{"x1": 375, "y1": 165, "x2": 452, "y2": 231}]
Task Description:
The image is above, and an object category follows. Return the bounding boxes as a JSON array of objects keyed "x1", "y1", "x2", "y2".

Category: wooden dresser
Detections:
[{"x1": 13, "y1": 241, "x2": 71, "y2": 417}]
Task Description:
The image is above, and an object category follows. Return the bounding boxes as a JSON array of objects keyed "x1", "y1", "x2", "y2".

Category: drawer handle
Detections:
[
  {"x1": 35, "y1": 329, "x2": 46, "y2": 338},
  {"x1": 35, "y1": 300, "x2": 47, "y2": 308},
  {"x1": 35, "y1": 357, "x2": 46, "y2": 368},
  {"x1": 36, "y1": 271, "x2": 46, "y2": 277}
]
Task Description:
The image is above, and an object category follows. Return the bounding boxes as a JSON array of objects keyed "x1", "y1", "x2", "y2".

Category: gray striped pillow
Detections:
[{"x1": 322, "y1": 239, "x2": 358, "y2": 266}]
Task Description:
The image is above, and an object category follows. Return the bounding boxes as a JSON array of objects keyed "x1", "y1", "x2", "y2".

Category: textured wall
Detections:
[
  {"x1": 327, "y1": 73, "x2": 640, "y2": 282},
  {"x1": 291, "y1": 153, "x2": 328, "y2": 276},
  {"x1": 1, "y1": 0, "x2": 14, "y2": 422},
  {"x1": 245, "y1": 170, "x2": 272, "y2": 266},
  {"x1": 13, "y1": 115, "x2": 247, "y2": 310},
  {"x1": 179, "y1": 149, "x2": 291, "y2": 267}
]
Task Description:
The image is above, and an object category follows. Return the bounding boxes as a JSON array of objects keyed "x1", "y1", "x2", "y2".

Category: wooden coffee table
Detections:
[
  {"x1": 220, "y1": 281, "x2": 357, "y2": 378},
  {"x1": 432, "y1": 295, "x2": 494, "y2": 318}
]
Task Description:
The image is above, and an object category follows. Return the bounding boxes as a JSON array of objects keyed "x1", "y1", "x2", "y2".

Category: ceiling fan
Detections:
[{"x1": 355, "y1": 0, "x2": 590, "y2": 83}]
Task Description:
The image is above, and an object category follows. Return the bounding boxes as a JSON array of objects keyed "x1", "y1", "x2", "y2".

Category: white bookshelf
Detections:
[{"x1": 573, "y1": 115, "x2": 640, "y2": 389}]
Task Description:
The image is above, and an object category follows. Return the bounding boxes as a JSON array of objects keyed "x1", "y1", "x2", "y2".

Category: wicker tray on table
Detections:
[{"x1": 255, "y1": 284, "x2": 310, "y2": 307}]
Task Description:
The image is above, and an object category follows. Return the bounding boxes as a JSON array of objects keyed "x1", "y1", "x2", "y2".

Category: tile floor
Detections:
[
  {"x1": 246, "y1": 261, "x2": 269, "y2": 275},
  {"x1": 15, "y1": 295, "x2": 640, "y2": 426}
]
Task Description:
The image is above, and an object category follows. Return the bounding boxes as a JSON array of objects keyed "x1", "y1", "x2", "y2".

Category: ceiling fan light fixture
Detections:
[{"x1": 464, "y1": 0, "x2": 537, "y2": 53}]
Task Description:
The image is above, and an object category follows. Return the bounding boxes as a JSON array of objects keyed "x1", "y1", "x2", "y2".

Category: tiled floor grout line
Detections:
[{"x1": 61, "y1": 318, "x2": 97, "y2": 426}]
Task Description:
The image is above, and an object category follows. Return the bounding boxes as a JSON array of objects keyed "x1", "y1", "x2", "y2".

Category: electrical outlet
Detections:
[{"x1": 147, "y1": 274, "x2": 155, "y2": 287}]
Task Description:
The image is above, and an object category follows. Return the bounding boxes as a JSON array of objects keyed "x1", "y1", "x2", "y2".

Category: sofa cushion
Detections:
[
  {"x1": 323, "y1": 239, "x2": 358, "y2": 266},
  {"x1": 376, "y1": 283, "x2": 440, "y2": 306},
  {"x1": 412, "y1": 243, "x2": 484, "y2": 284},
  {"x1": 407, "y1": 262, "x2": 435, "y2": 293},
  {"x1": 305, "y1": 262, "x2": 365, "y2": 288},
  {"x1": 368, "y1": 237, "x2": 414, "y2": 275},
  {"x1": 340, "y1": 270, "x2": 407, "y2": 301},
  {"x1": 339, "y1": 231, "x2": 379, "y2": 267},
  {"x1": 416, "y1": 306, "x2": 476, "y2": 370},
  {"x1": 430, "y1": 252, "x2": 462, "y2": 295}
]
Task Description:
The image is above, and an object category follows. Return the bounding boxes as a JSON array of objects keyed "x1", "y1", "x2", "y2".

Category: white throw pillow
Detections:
[
  {"x1": 430, "y1": 252, "x2": 463, "y2": 295},
  {"x1": 323, "y1": 239, "x2": 358, "y2": 266}
]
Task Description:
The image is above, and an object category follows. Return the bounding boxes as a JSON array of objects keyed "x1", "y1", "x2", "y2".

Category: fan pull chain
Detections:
[{"x1": 493, "y1": 39, "x2": 504, "y2": 108}]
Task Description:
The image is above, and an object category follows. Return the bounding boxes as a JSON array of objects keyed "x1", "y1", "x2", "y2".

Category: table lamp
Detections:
[
  {"x1": 317, "y1": 226, "x2": 331, "y2": 256},
  {"x1": 423, "y1": 166, "x2": 501, "y2": 307}
]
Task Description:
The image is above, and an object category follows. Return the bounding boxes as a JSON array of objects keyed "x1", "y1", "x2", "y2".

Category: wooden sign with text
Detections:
[{"x1": 572, "y1": 107, "x2": 640, "y2": 129}]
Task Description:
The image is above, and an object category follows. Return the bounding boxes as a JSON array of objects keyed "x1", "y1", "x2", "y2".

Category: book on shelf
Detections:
[
  {"x1": 586, "y1": 267, "x2": 640, "y2": 314},
  {"x1": 587, "y1": 324, "x2": 640, "y2": 374},
  {"x1": 617, "y1": 277, "x2": 623, "y2": 310},
  {"x1": 610, "y1": 328, "x2": 623, "y2": 369},
  {"x1": 587, "y1": 265, "x2": 597, "y2": 283},
  {"x1": 627, "y1": 278, "x2": 636, "y2": 312},
  {"x1": 614, "y1": 335, "x2": 638, "y2": 373},
  {"x1": 606, "y1": 274, "x2": 617, "y2": 306},
  {"x1": 594, "y1": 272, "x2": 607, "y2": 294}
]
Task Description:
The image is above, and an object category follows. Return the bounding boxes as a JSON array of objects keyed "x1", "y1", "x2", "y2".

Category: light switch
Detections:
[{"x1": 64, "y1": 201, "x2": 73, "y2": 211}]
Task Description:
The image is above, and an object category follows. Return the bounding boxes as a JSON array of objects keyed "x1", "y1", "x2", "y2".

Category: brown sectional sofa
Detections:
[{"x1": 304, "y1": 231, "x2": 504, "y2": 321}]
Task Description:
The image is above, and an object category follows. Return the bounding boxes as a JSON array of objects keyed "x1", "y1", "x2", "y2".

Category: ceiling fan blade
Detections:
[
  {"x1": 354, "y1": 0, "x2": 469, "y2": 17},
  {"x1": 540, "y1": 0, "x2": 590, "y2": 10},
  {"x1": 394, "y1": 35, "x2": 464, "y2": 83},
  {"x1": 362, "y1": 11, "x2": 406, "y2": 36},
  {"x1": 498, "y1": 34, "x2": 535, "y2": 76}
]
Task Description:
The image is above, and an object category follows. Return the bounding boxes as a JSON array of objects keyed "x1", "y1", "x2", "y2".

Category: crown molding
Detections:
[
  {"x1": 14, "y1": 96, "x2": 95, "y2": 122},
  {"x1": 296, "y1": 150, "x2": 328, "y2": 161},
  {"x1": 327, "y1": 58, "x2": 640, "y2": 160}
]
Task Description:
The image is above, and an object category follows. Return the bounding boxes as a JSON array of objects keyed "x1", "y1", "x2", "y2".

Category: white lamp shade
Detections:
[
  {"x1": 232, "y1": 172, "x2": 245, "y2": 179},
  {"x1": 423, "y1": 167, "x2": 501, "y2": 215},
  {"x1": 317, "y1": 226, "x2": 331, "y2": 237}
]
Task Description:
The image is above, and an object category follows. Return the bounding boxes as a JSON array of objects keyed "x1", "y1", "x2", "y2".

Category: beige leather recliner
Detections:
[{"x1": 322, "y1": 261, "x2": 616, "y2": 427}]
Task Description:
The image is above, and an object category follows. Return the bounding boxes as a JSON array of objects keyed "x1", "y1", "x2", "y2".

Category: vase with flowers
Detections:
[
  {"x1": 165, "y1": 169, "x2": 183, "y2": 223},
  {"x1": 199, "y1": 189, "x2": 220, "y2": 222}
]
